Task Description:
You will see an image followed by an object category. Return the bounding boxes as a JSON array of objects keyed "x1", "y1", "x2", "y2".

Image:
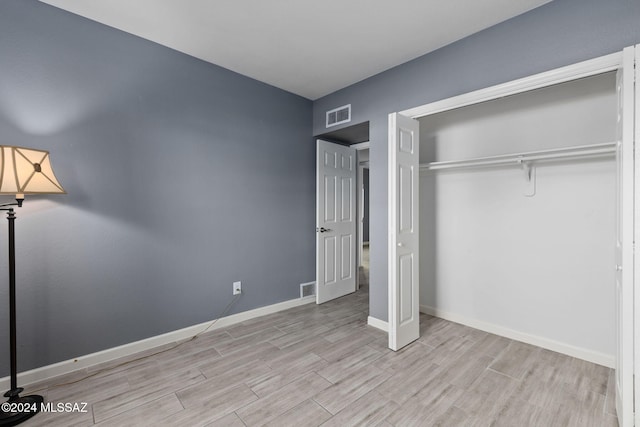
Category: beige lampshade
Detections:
[{"x1": 0, "y1": 146, "x2": 65, "y2": 195}]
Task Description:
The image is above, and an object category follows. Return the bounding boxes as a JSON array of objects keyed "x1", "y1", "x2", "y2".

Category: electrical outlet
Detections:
[{"x1": 233, "y1": 281, "x2": 242, "y2": 295}]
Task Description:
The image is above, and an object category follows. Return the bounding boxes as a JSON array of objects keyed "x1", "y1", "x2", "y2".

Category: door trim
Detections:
[
  {"x1": 616, "y1": 45, "x2": 636, "y2": 427},
  {"x1": 632, "y1": 43, "x2": 640, "y2": 427},
  {"x1": 351, "y1": 141, "x2": 371, "y2": 150},
  {"x1": 356, "y1": 145, "x2": 370, "y2": 288},
  {"x1": 400, "y1": 51, "x2": 622, "y2": 119}
]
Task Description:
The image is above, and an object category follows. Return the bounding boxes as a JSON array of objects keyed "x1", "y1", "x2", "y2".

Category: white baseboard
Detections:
[
  {"x1": 367, "y1": 316, "x2": 388, "y2": 332},
  {"x1": 420, "y1": 305, "x2": 614, "y2": 368},
  {"x1": 1, "y1": 295, "x2": 316, "y2": 390}
]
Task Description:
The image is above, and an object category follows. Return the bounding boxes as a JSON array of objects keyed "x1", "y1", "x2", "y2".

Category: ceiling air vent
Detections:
[{"x1": 326, "y1": 104, "x2": 351, "y2": 128}]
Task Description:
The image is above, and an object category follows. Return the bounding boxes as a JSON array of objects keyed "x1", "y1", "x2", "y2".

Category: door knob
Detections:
[
  {"x1": 397, "y1": 243, "x2": 404, "y2": 247},
  {"x1": 616, "y1": 265, "x2": 622, "y2": 271},
  {"x1": 317, "y1": 227, "x2": 331, "y2": 233}
]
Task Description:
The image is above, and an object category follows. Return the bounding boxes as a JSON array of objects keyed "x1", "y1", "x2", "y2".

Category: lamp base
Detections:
[{"x1": 0, "y1": 395, "x2": 43, "y2": 426}]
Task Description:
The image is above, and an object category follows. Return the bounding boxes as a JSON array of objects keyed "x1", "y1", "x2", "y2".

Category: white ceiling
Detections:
[{"x1": 39, "y1": 0, "x2": 552, "y2": 100}]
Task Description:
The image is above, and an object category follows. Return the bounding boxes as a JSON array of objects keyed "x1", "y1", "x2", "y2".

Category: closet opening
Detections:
[
  {"x1": 418, "y1": 72, "x2": 617, "y2": 367},
  {"x1": 388, "y1": 47, "x2": 638, "y2": 425}
]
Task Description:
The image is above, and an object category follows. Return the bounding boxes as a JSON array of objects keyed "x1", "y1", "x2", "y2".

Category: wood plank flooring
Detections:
[{"x1": 22, "y1": 284, "x2": 618, "y2": 426}]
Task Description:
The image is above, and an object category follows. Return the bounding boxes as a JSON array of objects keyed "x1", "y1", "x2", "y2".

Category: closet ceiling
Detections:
[{"x1": 39, "y1": 0, "x2": 552, "y2": 100}]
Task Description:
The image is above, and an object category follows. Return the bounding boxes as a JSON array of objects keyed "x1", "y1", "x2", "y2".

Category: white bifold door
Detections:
[
  {"x1": 388, "y1": 113, "x2": 420, "y2": 351},
  {"x1": 316, "y1": 140, "x2": 357, "y2": 304}
]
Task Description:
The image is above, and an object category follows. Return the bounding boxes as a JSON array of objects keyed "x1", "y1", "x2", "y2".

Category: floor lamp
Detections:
[{"x1": 0, "y1": 146, "x2": 65, "y2": 426}]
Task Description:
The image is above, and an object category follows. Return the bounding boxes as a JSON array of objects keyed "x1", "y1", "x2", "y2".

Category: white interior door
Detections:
[
  {"x1": 316, "y1": 140, "x2": 357, "y2": 304},
  {"x1": 388, "y1": 113, "x2": 420, "y2": 351},
  {"x1": 616, "y1": 46, "x2": 635, "y2": 427}
]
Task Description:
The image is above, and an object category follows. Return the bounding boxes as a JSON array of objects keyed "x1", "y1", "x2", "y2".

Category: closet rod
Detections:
[{"x1": 421, "y1": 142, "x2": 616, "y2": 171}]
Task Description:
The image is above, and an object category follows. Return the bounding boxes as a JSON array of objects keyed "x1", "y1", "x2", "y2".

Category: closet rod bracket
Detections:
[{"x1": 518, "y1": 159, "x2": 536, "y2": 197}]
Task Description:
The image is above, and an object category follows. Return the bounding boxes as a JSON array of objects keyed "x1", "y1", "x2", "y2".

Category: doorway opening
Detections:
[{"x1": 315, "y1": 122, "x2": 371, "y2": 305}]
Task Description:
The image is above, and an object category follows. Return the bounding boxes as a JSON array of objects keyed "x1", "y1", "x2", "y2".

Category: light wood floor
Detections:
[{"x1": 22, "y1": 284, "x2": 618, "y2": 426}]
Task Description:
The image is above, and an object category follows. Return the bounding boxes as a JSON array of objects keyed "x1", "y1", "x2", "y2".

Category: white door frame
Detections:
[
  {"x1": 355, "y1": 142, "x2": 370, "y2": 284},
  {"x1": 390, "y1": 49, "x2": 637, "y2": 422},
  {"x1": 357, "y1": 162, "x2": 368, "y2": 272},
  {"x1": 617, "y1": 46, "x2": 636, "y2": 427},
  {"x1": 635, "y1": 44, "x2": 640, "y2": 427},
  {"x1": 400, "y1": 52, "x2": 622, "y2": 119}
]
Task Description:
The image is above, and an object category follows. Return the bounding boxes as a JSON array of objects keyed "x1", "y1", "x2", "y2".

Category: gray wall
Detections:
[
  {"x1": 0, "y1": 0, "x2": 314, "y2": 375},
  {"x1": 313, "y1": 0, "x2": 640, "y2": 322}
]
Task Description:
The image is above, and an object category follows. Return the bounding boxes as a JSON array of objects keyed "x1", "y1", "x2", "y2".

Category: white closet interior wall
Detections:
[{"x1": 419, "y1": 72, "x2": 617, "y2": 364}]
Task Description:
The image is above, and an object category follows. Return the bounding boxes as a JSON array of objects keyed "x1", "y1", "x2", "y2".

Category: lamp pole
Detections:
[
  {"x1": 6, "y1": 209, "x2": 18, "y2": 400},
  {"x1": 0, "y1": 200, "x2": 43, "y2": 426}
]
